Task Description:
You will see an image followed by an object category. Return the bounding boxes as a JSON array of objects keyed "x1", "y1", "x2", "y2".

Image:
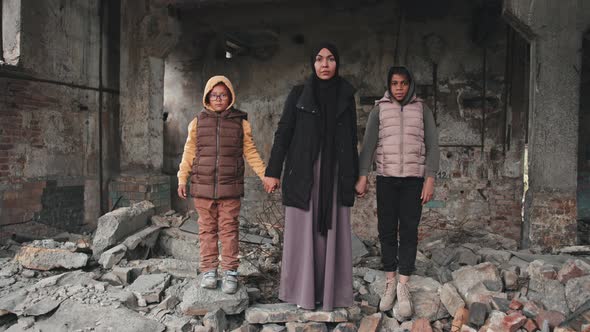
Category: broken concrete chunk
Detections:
[
  {"x1": 156, "y1": 258, "x2": 198, "y2": 279},
  {"x1": 456, "y1": 247, "x2": 480, "y2": 266},
  {"x1": 245, "y1": 304, "x2": 301, "y2": 324},
  {"x1": 502, "y1": 269, "x2": 519, "y2": 291},
  {"x1": 238, "y1": 258, "x2": 262, "y2": 277},
  {"x1": 113, "y1": 266, "x2": 140, "y2": 284},
  {"x1": 351, "y1": 232, "x2": 369, "y2": 261},
  {"x1": 358, "y1": 312, "x2": 382, "y2": 332},
  {"x1": 15, "y1": 246, "x2": 89, "y2": 271},
  {"x1": 239, "y1": 232, "x2": 273, "y2": 245},
  {"x1": 25, "y1": 299, "x2": 165, "y2": 331},
  {"x1": 555, "y1": 245, "x2": 590, "y2": 256},
  {"x1": 452, "y1": 262, "x2": 502, "y2": 300},
  {"x1": 203, "y1": 308, "x2": 228, "y2": 332},
  {"x1": 161, "y1": 315, "x2": 192, "y2": 332},
  {"x1": 558, "y1": 259, "x2": 590, "y2": 284},
  {"x1": 300, "y1": 308, "x2": 348, "y2": 323},
  {"x1": 92, "y1": 200, "x2": 155, "y2": 259},
  {"x1": 392, "y1": 276, "x2": 449, "y2": 322},
  {"x1": 127, "y1": 273, "x2": 171, "y2": 305},
  {"x1": 181, "y1": 274, "x2": 248, "y2": 315},
  {"x1": 528, "y1": 278, "x2": 569, "y2": 315},
  {"x1": 482, "y1": 310, "x2": 506, "y2": 332},
  {"x1": 439, "y1": 282, "x2": 466, "y2": 317},
  {"x1": 178, "y1": 217, "x2": 199, "y2": 234},
  {"x1": 491, "y1": 297, "x2": 511, "y2": 313},
  {"x1": 151, "y1": 215, "x2": 171, "y2": 228},
  {"x1": 98, "y1": 244, "x2": 127, "y2": 269},
  {"x1": 467, "y1": 302, "x2": 487, "y2": 328},
  {"x1": 380, "y1": 315, "x2": 400, "y2": 331},
  {"x1": 122, "y1": 225, "x2": 163, "y2": 250},
  {"x1": 100, "y1": 272, "x2": 123, "y2": 286},
  {"x1": 261, "y1": 324, "x2": 287, "y2": 332},
  {"x1": 286, "y1": 322, "x2": 328, "y2": 332},
  {"x1": 157, "y1": 228, "x2": 199, "y2": 262},
  {"x1": 565, "y1": 275, "x2": 590, "y2": 312},
  {"x1": 478, "y1": 248, "x2": 512, "y2": 265},
  {"x1": 412, "y1": 318, "x2": 434, "y2": 332}
]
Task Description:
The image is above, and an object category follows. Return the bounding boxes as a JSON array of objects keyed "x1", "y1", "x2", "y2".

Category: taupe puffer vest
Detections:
[
  {"x1": 375, "y1": 95, "x2": 426, "y2": 177},
  {"x1": 190, "y1": 108, "x2": 247, "y2": 199}
]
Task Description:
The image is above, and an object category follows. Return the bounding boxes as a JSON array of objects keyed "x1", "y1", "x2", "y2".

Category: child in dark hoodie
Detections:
[
  {"x1": 177, "y1": 75, "x2": 266, "y2": 294},
  {"x1": 356, "y1": 66, "x2": 439, "y2": 318}
]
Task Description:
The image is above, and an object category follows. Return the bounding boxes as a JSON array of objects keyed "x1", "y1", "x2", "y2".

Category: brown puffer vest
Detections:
[
  {"x1": 190, "y1": 108, "x2": 247, "y2": 199},
  {"x1": 375, "y1": 95, "x2": 426, "y2": 177}
]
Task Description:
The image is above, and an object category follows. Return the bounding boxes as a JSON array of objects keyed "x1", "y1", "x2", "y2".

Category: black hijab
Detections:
[{"x1": 310, "y1": 43, "x2": 341, "y2": 236}]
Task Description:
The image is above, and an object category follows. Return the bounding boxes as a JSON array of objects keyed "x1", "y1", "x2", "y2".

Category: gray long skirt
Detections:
[{"x1": 278, "y1": 158, "x2": 354, "y2": 311}]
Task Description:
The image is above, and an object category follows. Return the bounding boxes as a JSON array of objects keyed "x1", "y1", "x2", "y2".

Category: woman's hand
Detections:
[
  {"x1": 421, "y1": 177, "x2": 435, "y2": 205},
  {"x1": 263, "y1": 177, "x2": 280, "y2": 193},
  {"x1": 177, "y1": 184, "x2": 187, "y2": 199},
  {"x1": 355, "y1": 176, "x2": 368, "y2": 198}
]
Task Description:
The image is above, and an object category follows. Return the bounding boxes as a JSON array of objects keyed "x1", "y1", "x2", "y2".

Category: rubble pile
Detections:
[{"x1": 0, "y1": 200, "x2": 588, "y2": 332}]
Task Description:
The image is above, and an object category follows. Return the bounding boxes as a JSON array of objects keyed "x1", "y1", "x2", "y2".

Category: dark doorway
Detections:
[
  {"x1": 577, "y1": 31, "x2": 590, "y2": 245},
  {"x1": 503, "y1": 26, "x2": 531, "y2": 248}
]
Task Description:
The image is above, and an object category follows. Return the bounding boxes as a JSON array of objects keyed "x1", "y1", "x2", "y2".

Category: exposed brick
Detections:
[
  {"x1": 2, "y1": 199, "x2": 21, "y2": 208},
  {"x1": 523, "y1": 297, "x2": 544, "y2": 317},
  {"x1": 502, "y1": 312, "x2": 527, "y2": 332},
  {"x1": 557, "y1": 259, "x2": 590, "y2": 284},
  {"x1": 523, "y1": 319, "x2": 538, "y2": 332},
  {"x1": 0, "y1": 144, "x2": 14, "y2": 150},
  {"x1": 509, "y1": 299, "x2": 524, "y2": 310},
  {"x1": 3, "y1": 191, "x2": 20, "y2": 200},
  {"x1": 23, "y1": 182, "x2": 46, "y2": 190}
]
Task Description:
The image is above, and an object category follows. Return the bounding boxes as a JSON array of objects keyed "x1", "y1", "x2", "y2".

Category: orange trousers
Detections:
[{"x1": 194, "y1": 198, "x2": 241, "y2": 271}]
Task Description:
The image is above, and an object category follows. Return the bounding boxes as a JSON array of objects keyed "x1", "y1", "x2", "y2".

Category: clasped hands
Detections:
[{"x1": 263, "y1": 177, "x2": 280, "y2": 193}]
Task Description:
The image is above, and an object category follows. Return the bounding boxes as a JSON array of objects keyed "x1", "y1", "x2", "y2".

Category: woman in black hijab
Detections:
[{"x1": 264, "y1": 43, "x2": 359, "y2": 310}]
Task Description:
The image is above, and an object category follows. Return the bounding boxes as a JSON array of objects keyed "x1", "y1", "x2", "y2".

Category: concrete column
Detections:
[
  {"x1": 116, "y1": 0, "x2": 179, "y2": 212},
  {"x1": 503, "y1": 0, "x2": 590, "y2": 249}
]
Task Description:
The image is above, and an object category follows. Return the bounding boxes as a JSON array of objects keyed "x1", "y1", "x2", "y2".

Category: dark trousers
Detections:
[{"x1": 376, "y1": 176, "x2": 424, "y2": 275}]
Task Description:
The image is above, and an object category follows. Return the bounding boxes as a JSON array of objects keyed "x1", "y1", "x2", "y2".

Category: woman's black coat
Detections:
[{"x1": 265, "y1": 77, "x2": 359, "y2": 210}]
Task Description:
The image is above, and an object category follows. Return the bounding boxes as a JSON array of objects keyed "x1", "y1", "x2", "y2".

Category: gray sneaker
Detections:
[
  {"x1": 221, "y1": 270, "x2": 239, "y2": 294},
  {"x1": 200, "y1": 270, "x2": 217, "y2": 289}
]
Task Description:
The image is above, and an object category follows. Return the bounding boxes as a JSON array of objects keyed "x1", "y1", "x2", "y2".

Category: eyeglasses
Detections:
[
  {"x1": 391, "y1": 80, "x2": 409, "y2": 87},
  {"x1": 209, "y1": 93, "x2": 229, "y2": 101}
]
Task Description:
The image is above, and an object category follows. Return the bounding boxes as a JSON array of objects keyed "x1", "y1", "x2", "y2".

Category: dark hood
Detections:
[{"x1": 385, "y1": 66, "x2": 416, "y2": 106}]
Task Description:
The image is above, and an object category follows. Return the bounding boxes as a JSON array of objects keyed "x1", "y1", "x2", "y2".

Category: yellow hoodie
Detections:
[{"x1": 177, "y1": 76, "x2": 266, "y2": 185}]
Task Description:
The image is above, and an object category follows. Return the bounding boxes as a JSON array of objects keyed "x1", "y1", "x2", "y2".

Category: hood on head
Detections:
[
  {"x1": 382, "y1": 66, "x2": 416, "y2": 106},
  {"x1": 310, "y1": 42, "x2": 340, "y2": 78},
  {"x1": 202, "y1": 75, "x2": 236, "y2": 112}
]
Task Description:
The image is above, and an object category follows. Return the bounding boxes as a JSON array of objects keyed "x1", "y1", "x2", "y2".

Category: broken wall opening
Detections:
[
  {"x1": 578, "y1": 30, "x2": 590, "y2": 244},
  {"x1": 1, "y1": 0, "x2": 20, "y2": 65},
  {"x1": 162, "y1": 0, "x2": 524, "y2": 246},
  {"x1": 502, "y1": 26, "x2": 530, "y2": 248}
]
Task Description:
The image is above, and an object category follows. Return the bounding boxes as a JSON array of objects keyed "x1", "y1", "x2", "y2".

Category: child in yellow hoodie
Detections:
[{"x1": 177, "y1": 76, "x2": 266, "y2": 294}]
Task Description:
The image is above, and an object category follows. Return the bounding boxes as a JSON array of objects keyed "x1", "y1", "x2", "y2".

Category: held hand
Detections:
[
  {"x1": 421, "y1": 177, "x2": 435, "y2": 205},
  {"x1": 263, "y1": 177, "x2": 280, "y2": 193},
  {"x1": 177, "y1": 185, "x2": 187, "y2": 200},
  {"x1": 355, "y1": 176, "x2": 368, "y2": 198}
]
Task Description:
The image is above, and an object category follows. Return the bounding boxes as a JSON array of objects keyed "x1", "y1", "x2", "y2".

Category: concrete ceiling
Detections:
[{"x1": 153, "y1": 0, "x2": 384, "y2": 9}]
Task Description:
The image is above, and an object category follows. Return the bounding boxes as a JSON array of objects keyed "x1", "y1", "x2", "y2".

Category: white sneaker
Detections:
[
  {"x1": 200, "y1": 270, "x2": 217, "y2": 289},
  {"x1": 221, "y1": 270, "x2": 239, "y2": 294}
]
